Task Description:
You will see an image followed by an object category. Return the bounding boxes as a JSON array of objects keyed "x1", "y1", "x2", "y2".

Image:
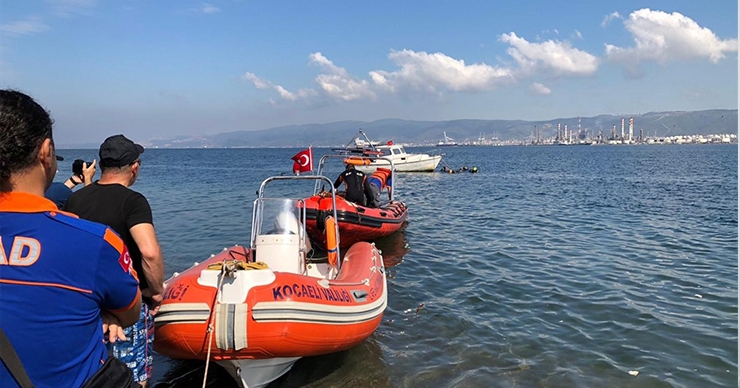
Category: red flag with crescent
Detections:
[{"x1": 291, "y1": 147, "x2": 313, "y2": 175}]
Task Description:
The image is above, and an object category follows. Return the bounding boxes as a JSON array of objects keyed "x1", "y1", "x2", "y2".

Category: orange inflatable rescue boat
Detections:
[
  {"x1": 154, "y1": 176, "x2": 387, "y2": 388},
  {"x1": 303, "y1": 154, "x2": 409, "y2": 248}
]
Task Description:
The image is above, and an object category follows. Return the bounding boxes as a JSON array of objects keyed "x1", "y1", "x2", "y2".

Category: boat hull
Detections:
[
  {"x1": 302, "y1": 194, "x2": 408, "y2": 248},
  {"x1": 355, "y1": 154, "x2": 441, "y2": 172},
  {"x1": 154, "y1": 243, "x2": 387, "y2": 362},
  {"x1": 217, "y1": 358, "x2": 300, "y2": 388}
]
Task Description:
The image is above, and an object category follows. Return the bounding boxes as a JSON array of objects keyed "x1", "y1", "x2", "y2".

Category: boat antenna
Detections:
[{"x1": 358, "y1": 129, "x2": 378, "y2": 152}]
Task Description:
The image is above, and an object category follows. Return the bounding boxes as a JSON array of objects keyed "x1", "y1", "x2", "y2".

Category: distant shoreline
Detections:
[
  {"x1": 58, "y1": 140, "x2": 738, "y2": 150},
  {"x1": 59, "y1": 132, "x2": 738, "y2": 149}
]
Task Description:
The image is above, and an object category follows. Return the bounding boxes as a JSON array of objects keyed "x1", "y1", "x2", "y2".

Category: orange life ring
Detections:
[
  {"x1": 325, "y1": 215, "x2": 339, "y2": 267},
  {"x1": 343, "y1": 157, "x2": 371, "y2": 166}
]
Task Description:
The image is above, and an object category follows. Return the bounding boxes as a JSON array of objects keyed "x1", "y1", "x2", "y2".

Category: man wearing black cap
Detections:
[{"x1": 64, "y1": 134, "x2": 164, "y2": 387}]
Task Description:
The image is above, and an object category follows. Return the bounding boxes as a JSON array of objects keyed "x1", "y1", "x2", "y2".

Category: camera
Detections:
[{"x1": 72, "y1": 159, "x2": 92, "y2": 176}]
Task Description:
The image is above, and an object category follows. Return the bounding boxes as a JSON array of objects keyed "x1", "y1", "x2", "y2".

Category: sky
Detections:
[{"x1": 1, "y1": 1, "x2": 737, "y2": 145}]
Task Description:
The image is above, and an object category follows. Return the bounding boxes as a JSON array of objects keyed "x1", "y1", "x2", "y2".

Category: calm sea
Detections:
[{"x1": 56, "y1": 144, "x2": 738, "y2": 388}]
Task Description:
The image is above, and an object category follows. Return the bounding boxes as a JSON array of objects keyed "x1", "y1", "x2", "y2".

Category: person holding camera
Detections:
[
  {"x1": 44, "y1": 157, "x2": 96, "y2": 208},
  {"x1": 64, "y1": 134, "x2": 165, "y2": 387}
]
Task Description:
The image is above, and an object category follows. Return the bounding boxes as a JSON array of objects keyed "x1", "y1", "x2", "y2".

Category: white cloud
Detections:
[
  {"x1": 601, "y1": 11, "x2": 621, "y2": 28},
  {"x1": 242, "y1": 72, "x2": 317, "y2": 102},
  {"x1": 371, "y1": 49, "x2": 514, "y2": 94},
  {"x1": 309, "y1": 53, "x2": 376, "y2": 101},
  {"x1": 499, "y1": 32, "x2": 599, "y2": 76},
  {"x1": 530, "y1": 82, "x2": 551, "y2": 95},
  {"x1": 605, "y1": 8, "x2": 738, "y2": 64},
  {"x1": 0, "y1": 17, "x2": 51, "y2": 35},
  {"x1": 201, "y1": 3, "x2": 220, "y2": 14},
  {"x1": 245, "y1": 50, "x2": 515, "y2": 103},
  {"x1": 242, "y1": 72, "x2": 270, "y2": 89},
  {"x1": 46, "y1": 0, "x2": 97, "y2": 17},
  {"x1": 245, "y1": 32, "x2": 603, "y2": 104}
]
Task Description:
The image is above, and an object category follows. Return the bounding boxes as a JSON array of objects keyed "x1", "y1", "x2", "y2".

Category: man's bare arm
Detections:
[{"x1": 130, "y1": 223, "x2": 165, "y2": 298}]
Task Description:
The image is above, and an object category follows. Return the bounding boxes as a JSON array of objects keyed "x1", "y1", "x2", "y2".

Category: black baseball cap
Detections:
[{"x1": 99, "y1": 134, "x2": 144, "y2": 168}]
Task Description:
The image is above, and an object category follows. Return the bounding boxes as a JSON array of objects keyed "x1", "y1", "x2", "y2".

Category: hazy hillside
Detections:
[{"x1": 149, "y1": 109, "x2": 737, "y2": 148}]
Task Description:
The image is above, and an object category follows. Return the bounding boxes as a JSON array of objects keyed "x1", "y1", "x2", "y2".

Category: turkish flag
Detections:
[{"x1": 291, "y1": 147, "x2": 313, "y2": 175}]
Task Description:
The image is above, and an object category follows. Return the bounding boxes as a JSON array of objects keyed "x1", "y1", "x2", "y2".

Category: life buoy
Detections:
[
  {"x1": 343, "y1": 157, "x2": 371, "y2": 166},
  {"x1": 325, "y1": 215, "x2": 339, "y2": 267}
]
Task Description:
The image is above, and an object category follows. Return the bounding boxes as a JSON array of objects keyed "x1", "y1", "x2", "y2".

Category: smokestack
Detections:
[
  {"x1": 558, "y1": 123, "x2": 561, "y2": 141},
  {"x1": 629, "y1": 117, "x2": 634, "y2": 142},
  {"x1": 621, "y1": 118, "x2": 625, "y2": 140}
]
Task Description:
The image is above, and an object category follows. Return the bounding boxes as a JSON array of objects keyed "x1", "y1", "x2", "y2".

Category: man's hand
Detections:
[
  {"x1": 142, "y1": 287, "x2": 165, "y2": 316},
  {"x1": 102, "y1": 310, "x2": 127, "y2": 343},
  {"x1": 82, "y1": 159, "x2": 97, "y2": 185},
  {"x1": 148, "y1": 293, "x2": 163, "y2": 316}
]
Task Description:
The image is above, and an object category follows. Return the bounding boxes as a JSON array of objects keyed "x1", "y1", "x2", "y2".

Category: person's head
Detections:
[
  {"x1": 0, "y1": 90, "x2": 58, "y2": 192},
  {"x1": 98, "y1": 134, "x2": 144, "y2": 185},
  {"x1": 345, "y1": 163, "x2": 355, "y2": 171}
]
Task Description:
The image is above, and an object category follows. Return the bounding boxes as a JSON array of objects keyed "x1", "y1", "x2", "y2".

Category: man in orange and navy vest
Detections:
[
  {"x1": 0, "y1": 89, "x2": 141, "y2": 388},
  {"x1": 366, "y1": 167, "x2": 393, "y2": 208}
]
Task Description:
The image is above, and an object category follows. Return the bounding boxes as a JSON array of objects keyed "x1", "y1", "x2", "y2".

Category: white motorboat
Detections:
[{"x1": 338, "y1": 130, "x2": 442, "y2": 173}]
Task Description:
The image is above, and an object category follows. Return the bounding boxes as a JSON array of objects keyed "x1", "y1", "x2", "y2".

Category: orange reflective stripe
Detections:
[
  {"x1": 0, "y1": 192, "x2": 58, "y2": 212},
  {"x1": 0, "y1": 278, "x2": 93, "y2": 294},
  {"x1": 109, "y1": 289, "x2": 141, "y2": 313},
  {"x1": 103, "y1": 229, "x2": 125, "y2": 254}
]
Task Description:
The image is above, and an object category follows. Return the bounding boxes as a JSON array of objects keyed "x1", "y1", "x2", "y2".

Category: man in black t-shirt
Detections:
[
  {"x1": 64, "y1": 134, "x2": 164, "y2": 387},
  {"x1": 334, "y1": 164, "x2": 374, "y2": 206}
]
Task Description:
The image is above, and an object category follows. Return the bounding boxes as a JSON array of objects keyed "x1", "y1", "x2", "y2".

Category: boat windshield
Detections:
[
  {"x1": 252, "y1": 198, "x2": 306, "y2": 238},
  {"x1": 376, "y1": 147, "x2": 392, "y2": 156}
]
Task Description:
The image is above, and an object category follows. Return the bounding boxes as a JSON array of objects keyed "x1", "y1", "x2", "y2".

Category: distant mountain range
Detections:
[{"x1": 145, "y1": 109, "x2": 736, "y2": 148}]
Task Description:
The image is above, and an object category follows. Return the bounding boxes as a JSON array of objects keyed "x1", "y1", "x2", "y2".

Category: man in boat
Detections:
[
  {"x1": 333, "y1": 163, "x2": 374, "y2": 207},
  {"x1": 64, "y1": 134, "x2": 165, "y2": 387},
  {"x1": 366, "y1": 167, "x2": 393, "y2": 208},
  {"x1": 0, "y1": 89, "x2": 141, "y2": 387}
]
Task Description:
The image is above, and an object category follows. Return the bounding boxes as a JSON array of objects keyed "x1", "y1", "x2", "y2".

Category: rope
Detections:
[
  {"x1": 202, "y1": 260, "x2": 230, "y2": 388},
  {"x1": 206, "y1": 261, "x2": 267, "y2": 271}
]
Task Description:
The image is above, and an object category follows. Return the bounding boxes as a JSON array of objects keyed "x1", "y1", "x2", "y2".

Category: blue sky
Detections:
[{"x1": 1, "y1": 1, "x2": 737, "y2": 145}]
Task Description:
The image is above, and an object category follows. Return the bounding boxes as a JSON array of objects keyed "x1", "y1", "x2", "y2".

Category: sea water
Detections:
[{"x1": 54, "y1": 144, "x2": 738, "y2": 388}]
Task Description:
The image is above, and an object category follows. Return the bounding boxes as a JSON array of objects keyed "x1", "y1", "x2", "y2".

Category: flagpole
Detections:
[{"x1": 309, "y1": 145, "x2": 314, "y2": 174}]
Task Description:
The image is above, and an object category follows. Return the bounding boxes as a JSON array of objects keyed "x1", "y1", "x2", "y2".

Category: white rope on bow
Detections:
[{"x1": 201, "y1": 260, "x2": 234, "y2": 388}]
